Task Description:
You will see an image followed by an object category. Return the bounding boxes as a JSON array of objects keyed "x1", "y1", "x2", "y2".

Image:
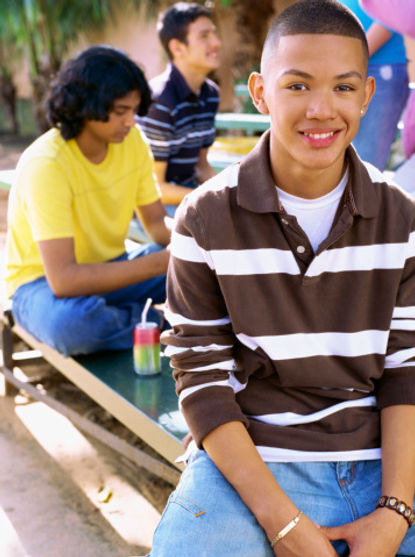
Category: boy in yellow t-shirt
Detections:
[{"x1": 6, "y1": 46, "x2": 170, "y2": 356}]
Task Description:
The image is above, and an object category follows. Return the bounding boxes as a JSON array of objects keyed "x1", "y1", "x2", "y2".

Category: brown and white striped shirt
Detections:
[{"x1": 162, "y1": 130, "x2": 415, "y2": 462}]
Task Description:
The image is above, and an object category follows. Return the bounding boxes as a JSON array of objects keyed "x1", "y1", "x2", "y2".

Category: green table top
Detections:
[
  {"x1": 76, "y1": 349, "x2": 188, "y2": 443},
  {"x1": 215, "y1": 112, "x2": 270, "y2": 132}
]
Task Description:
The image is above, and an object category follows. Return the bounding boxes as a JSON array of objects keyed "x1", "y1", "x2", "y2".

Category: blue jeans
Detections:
[
  {"x1": 352, "y1": 63, "x2": 409, "y2": 171},
  {"x1": 12, "y1": 244, "x2": 166, "y2": 356},
  {"x1": 148, "y1": 450, "x2": 415, "y2": 556}
]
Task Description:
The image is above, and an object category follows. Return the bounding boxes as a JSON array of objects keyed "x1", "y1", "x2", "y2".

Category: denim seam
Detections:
[
  {"x1": 337, "y1": 464, "x2": 356, "y2": 489},
  {"x1": 337, "y1": 464, "x2": 359, "y2": 520}
]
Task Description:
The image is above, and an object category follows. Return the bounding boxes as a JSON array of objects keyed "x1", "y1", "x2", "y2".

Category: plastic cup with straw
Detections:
[{"x1": 133, "y1": 297, "x2": 161, "y2": 375}]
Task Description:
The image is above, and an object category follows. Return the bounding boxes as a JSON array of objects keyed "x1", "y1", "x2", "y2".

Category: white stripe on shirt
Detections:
[
  {"x1": 164, "y1": 343, "x2": 233, "y2": 356},
  {"x1": 165, "y1": 307, "x2": 231, "y2": 327},
  {"x1": 393, "y1": 306, "x2": 415, "y2": 319},
  {"x1": 236, "y1": 330, "x2": 389, "y2": 360},
  {"x1": 384, "y1": 346, "x2": 415, "y2": 366},
  {"x1": 256, "y1": 445, "x2": 381, "y2": 463},
  {"x1": 306, "y1": 241, "x2": 411, "y2": 278},
  {"x1": 250, "y1": 396, "x2": 376, "y2": 427},
  {"x1": 390, "y1": 319, "x2": 415, "y2": 331}
]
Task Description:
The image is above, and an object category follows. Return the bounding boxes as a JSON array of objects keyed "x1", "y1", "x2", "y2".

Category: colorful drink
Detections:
[{"x1": 133, "y1": 321, "x2": 161, "y2": 376}]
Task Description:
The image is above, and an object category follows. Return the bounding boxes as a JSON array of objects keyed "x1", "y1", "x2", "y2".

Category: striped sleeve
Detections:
[
  {"x1": 162, "y1": 197, "x2": 249, "y2": 447},
  {"x1": 379, "y1": 226, "x2": 415, "y2": 407},
  {"x1": 138, "y1": 102, "x2": 173, "y2": 162}
]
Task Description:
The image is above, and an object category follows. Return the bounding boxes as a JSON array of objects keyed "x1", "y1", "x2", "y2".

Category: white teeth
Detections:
[{"x1": 303, "y1": 131, "x2": 335, "y2": 139}]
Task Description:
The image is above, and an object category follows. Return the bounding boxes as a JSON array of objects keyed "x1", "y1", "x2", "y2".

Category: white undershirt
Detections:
[{"x1": 276, "y1": 168, "x2": 349, "y2": 252}]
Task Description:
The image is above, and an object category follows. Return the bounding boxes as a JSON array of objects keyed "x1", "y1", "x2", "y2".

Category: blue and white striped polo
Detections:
[{"x1": 137, "y1": 63, "x2": 219, "y2": 186}]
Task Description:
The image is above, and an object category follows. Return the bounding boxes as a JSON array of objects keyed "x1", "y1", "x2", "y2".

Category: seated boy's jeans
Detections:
[
  {"x1": 11, "y1": 243, "x2": 166, "y2": 357},
  {"x1": 148, "y1": 450, "x2": 415, "y2": 557}
]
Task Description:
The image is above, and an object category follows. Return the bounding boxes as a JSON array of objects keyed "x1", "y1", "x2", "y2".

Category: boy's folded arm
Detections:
[
  {"x1": 381, "y1": 404, "x2": 415, "y2": 506},
  {"x1": 135, "y1": 198, "x2": 171, "y2": 246},
  {"x1": 203, "y1": 421, "x2": 337, "y2": 557},
  {"x1": 38, "y1": 236, "x2": 169, "y2": 297}
]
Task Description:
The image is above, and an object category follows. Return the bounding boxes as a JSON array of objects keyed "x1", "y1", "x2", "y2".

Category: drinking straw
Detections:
[{"x1": 141, "y1": 297, "x2": 152, "y2": 327}]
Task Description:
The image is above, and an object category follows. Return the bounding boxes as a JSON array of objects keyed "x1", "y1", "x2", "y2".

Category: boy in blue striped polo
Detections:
[
  {"x1": 147, "y1": 1, "x2": 415, "y2": 555},
  {"x1": 137, "y1": 2, "x2": 221, "y2": 216}
]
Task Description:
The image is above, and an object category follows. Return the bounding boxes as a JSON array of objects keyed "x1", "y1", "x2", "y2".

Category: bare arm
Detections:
[
  {"x1": 135, "y1": 198, "x2": 171, "y2": 246},
  {"x1": 324, "y1": 405, "x2": 415, "y2": 556},
  {"x1": 366, "y1": 23, "x2": 393, "y2": 56},
  {"x1": 381, "y1": 404, "x2": 415, "y2": 505},
  {"x1": 203, "y1": 421, "x2": 337, "y2": 556},
  {"x1": 195, "y1": 147, "x2": 216, "y2": 183},
  {"x1": 153, "y1": 161, "x2": 194, "y2": 206},
  {"x1": 38, "y1": 236, "x2": 169, "y2": 298}
]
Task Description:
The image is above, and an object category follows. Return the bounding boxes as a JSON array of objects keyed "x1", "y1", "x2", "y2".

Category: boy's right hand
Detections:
[{"x1": 273, "y1": 514, "x2": 338, "y2": 556}]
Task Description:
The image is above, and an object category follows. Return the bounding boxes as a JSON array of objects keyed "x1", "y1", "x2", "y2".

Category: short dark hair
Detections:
[
  {"x1": 157, "y1": 2, "x2": 212, "y2": 59},
  {"x1": 262, "y1": 0, "x2": 369, "y2": 71},
  {"x1": 46, "y1": 45, "x2": 152, "y2": 140}
]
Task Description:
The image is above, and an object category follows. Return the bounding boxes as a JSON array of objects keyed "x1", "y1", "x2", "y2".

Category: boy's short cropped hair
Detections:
[
  {"x1": 157, "y1": 2, "x2": 212, "y2": 59},
  {"x1": 46, "y1": 45, "x2": 151, "y2": 140},
  {"x1": 262, "y1": 0, "x2": 369, "y2": 71}
]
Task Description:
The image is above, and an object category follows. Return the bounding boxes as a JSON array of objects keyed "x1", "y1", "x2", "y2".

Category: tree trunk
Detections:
[
  {"x1": 215, "y1": 6, "x2": 239, "y2": 111},
  {"x1": 31, "y1": 70, "x2": 52, "y2": 134},
  {"x1": 0, "y1": 71, "x2": 19, "y2": 135}
]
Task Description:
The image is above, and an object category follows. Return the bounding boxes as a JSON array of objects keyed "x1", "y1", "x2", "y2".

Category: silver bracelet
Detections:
[{"x1": 270, "y1": 510, "x2": 303, "y2": 548}]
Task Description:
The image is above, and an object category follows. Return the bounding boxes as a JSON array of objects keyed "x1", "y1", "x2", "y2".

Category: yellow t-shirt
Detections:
[{"x1": 6, "y1": 125, "x2": 160, "y2": 297}]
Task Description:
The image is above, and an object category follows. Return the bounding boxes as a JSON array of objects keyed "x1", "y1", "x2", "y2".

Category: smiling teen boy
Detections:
[
  {"x1": 137, "y1": 2, "x2": 221, "y2": 215},
  {"x1": 5, "y1": 46, "x2": 170, "y2": 356},
  {"x1": 147, "y1": 1, "x2": 415, "y2": 556}
]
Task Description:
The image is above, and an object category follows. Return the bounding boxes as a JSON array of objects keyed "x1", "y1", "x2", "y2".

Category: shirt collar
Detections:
[
  {"x1": 237, "y1": 129, "x2": 379, "y2": 219},
  {"x1": 169, "y1": 63, "x2": 206, "y2": 102}
]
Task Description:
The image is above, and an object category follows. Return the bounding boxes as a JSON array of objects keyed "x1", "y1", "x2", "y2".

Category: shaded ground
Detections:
[{"x1": 0, "y1": 133, "x2": 174, "y2": 557}]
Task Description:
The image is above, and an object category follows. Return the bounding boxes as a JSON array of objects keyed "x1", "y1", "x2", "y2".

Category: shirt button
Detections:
[
  {"x1": 296, "y1": 245, "x2": 306, "y2": 254},
  {"x1": 281, "y1": 218, "x2": 289, "y2": 225}
]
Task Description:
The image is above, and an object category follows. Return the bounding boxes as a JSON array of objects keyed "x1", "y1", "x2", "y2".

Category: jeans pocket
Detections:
[{"x1": 170, "y1": 493, "x2": 206, "y2": 517}]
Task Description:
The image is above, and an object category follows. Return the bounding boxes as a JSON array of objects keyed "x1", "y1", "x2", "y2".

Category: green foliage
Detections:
[
  {"x1": 0, "y1": 0, "x2": 160, "y2": 79},
  {"x1": 0, "y1": 0, "x2": 163, "y2": 132}
]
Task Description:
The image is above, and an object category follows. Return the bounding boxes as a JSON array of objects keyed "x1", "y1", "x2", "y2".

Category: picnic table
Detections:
[
  {"x1": 0, "y1": 165, "x2": 186, "y2": 480},
  {"x1": 1, "y1": 309, "x2": 186, "y2": 484},
  {"x1": 214, "y1": 112, "x2": 270, "y2": 135}
]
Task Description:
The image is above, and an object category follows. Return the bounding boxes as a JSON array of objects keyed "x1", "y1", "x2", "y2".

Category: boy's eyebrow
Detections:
[
  {"x1": 335, "y1": 70, "x2": 363, "y2": 80},
  {"x1": 280, "y1": 69, "x2": 363, "y2": 80},
  {"x1": 280, "y1": 69, "x2": 313, "y2": 79}
]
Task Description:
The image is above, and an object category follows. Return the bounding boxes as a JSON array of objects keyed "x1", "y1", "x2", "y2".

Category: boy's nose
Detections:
[{"x1": 306, "y1": 93, "x2": 335, "y2": 120}]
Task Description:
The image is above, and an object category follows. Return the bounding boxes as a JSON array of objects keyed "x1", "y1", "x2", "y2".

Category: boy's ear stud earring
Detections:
[{"x1": 360, "y1": 109, "x2": 365, "y2": 115}]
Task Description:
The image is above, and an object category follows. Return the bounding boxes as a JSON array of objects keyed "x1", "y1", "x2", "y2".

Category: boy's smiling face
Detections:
[{"x1": 249, "y1": 33, "x2": 375, "y2": 196}]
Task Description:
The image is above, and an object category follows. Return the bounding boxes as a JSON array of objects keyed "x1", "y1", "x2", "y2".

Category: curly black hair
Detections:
[{"x1": 46, "y1": 45, "x2": 152, "y2": 139}]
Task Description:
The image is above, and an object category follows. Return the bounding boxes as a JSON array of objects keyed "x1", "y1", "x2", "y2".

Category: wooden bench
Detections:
[{"x1": 1, "y1": 308, "x2": 186, "y2": 485}]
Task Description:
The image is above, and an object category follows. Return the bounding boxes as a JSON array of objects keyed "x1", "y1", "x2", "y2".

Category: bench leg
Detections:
[{"x1": 1, "y1": 319, "x2": 19, "y2": 397}]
